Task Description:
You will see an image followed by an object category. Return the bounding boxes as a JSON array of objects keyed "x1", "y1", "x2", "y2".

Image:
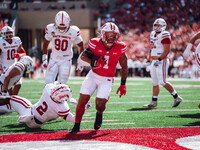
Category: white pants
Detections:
[
  {"x1": 10, "y1": 96, "x2": 43, "y2": 128},
  {"x1": 150, "y1": 58, "x2": 169, "y2": 86},
  {"x1": 80, "y1": 70, "x2": 113, "y2": 100},
  {"x1": 45, "y1": 58, "x2": 71, "y2": 84}
]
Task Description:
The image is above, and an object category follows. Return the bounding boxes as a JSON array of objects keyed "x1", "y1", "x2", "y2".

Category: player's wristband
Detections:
[
  {"x1": 121, "y1": 80, "x2": 126, "y2": 85},
  {"x1": 158, "y1": 57, "x2": 162, "y2": 61},
  {"x1": 42, "y1": 54, "x2": 47, "y2": 61}
]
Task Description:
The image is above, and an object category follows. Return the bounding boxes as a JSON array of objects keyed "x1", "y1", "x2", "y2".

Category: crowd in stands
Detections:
[
  {"x1": 99, "y1": 0, "x2": 200, "y2": 79},
  {"x1": 0, "y1": 13, "x2": 11, "y2": 35}
]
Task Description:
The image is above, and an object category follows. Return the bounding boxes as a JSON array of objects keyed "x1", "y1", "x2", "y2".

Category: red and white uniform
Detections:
[
  {"x1": 0, "y1": 61, "x2": 24, "y2": 91},
  {"x1": 0, "y1": 62, "x2": 24, "y2": 113},
  {"x1": 0, "y1": 37, "x2": 21, "y2": 73},
  {"x1": 149, "y1": 31, "x2": 171, "y2": 86},
  {"x1": 80, "y1": 37, "x2": 127, "y2": 99},
  {"x1": 44, "y1": 24, "x2": 83, "y2": 84},
  {"x1": 9, "y1": 83, "x2": 74, "y2": 128}
]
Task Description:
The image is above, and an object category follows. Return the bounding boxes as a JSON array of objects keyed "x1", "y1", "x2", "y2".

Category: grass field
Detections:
[{"x1": 0, "y1": 77, "x2": 199, "y2": 135}]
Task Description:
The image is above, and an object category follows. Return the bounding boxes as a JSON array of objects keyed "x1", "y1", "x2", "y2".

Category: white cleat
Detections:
[
  {"x1": 172, "y1": 96, "x2": 183, "y2": 107},
  {"x1": 144, "y1": 101, "x2": 157, "y2": 107}
]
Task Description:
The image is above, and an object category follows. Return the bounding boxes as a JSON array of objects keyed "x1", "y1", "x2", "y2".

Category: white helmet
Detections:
[
  {"x1": 100, "y1": 22, "x2": 120, "y2": 47},
  {"x1": 19, "y1": 56, "x2": 33, "y2": 70},
  {"x1": 1, "y1": 26, "x2": 14, "y2": 40},
  {"x1": 55, "y1": 11, "x2": 70, "y2": 33},
  {"x1": 153, "y1": 18, "x2": 167, "y2": 33},
  {"x1": 50, "y1": 84, "x2": 72, "y2": 104}
]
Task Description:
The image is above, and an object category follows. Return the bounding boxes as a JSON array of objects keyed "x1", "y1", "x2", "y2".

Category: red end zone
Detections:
[{"x1": 0, "y1": 127, "x2": 200, "y2": 150}]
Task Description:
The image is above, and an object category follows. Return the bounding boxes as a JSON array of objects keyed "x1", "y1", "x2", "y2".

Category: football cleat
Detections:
[
  {"x1": 144, "y1": 101, "x2": 157, "y2": 107},
  {"x1": 69, "y1": 127, "x2": 80, "y2": 133},
  {"x1": 172, "y1": 96, "x2": 183, "y2": 107},
  {"x1": 94, "y1": 112, "x2": 102, "y2": 130}
]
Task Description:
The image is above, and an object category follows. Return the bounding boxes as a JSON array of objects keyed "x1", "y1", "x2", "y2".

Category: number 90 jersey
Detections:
[
  {"x1": 88, "y1": 37, "x2": 127, "y2": 77},
  {"x1": 150, "y1": 31, "x2": 171, "y2": 57},
  {"x1": 0, "y1": 37, "x2": 21, "y2": 69},
  {"x1": 45, "y1": 24, "x2": 83, "y2": 61}
]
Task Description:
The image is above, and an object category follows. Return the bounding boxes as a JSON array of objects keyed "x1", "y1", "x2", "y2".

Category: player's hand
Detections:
[
  {"x1": 14, "y1": 53, "x2": 20, "y2": 58},
  {"x1": 153, "y1": 60, "x2": 161, "y2": 67},
  {"x1": 42, "y1": 60, "x2": 48, "y2": 69},
  {"x1": 91, "y1": 56, "x2": 107, "y2": 68},
  {"x1": 76, "y1": 64, "x2": 84, "y2": 72},
  {"x1": 145, "y1": 61, "x2": 151, "y2": 72},
  {"x1": 116, "y1": 85, "x2": 126, "y2": 98}
]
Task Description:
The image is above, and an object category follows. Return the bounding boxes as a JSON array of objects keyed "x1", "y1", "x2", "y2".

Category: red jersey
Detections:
[{"x1": 88, "y1": 37, "x2": 127, "y2": 77}]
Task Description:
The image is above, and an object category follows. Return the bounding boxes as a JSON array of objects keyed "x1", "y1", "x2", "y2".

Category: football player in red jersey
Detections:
[
  {"x1": 69, "y1": 22, "x2": 128, "y2": 133},
  {"x1": 144, "y1": 18, "x2": 183, "y2": 108}
]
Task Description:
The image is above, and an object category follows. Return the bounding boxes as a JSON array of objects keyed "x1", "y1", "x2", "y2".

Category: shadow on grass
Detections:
[
  {"x1": 0, "y1": 123, "x2": 55, "y2": 134},
  {"x1": 168, "y1": 113, "x2": 200, "y2": 126},
  {"x1": 127, "y1": 107, "x2": 156, "y2": 111}
]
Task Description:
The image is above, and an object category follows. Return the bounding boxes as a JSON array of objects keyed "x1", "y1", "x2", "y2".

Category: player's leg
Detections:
[
  {"x1": 69, "y1": 70, "x2": 96, "y2": 133},
  {"x1": 158, "y1": 59, "x2": 183, "y2": 107},
  {"x1": 45, "y1": 59, "x2": 58, "y2": 84},
  {"x1": 144, "y1": 62, "x2": 159, "y2": 107},
  {"x1": 94, "y1": 75, "x2": 112, "y2": 130},
  {"x1": 58, "y1": 60, "x2": 71, "y2": 84}
]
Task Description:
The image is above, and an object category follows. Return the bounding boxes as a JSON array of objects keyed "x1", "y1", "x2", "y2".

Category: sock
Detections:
[
  {"x1": 73, "y1": 123, "x2": 80, "y2": 130},
  {"x1": 171, "y1": 90, "x2": 178, "y2": 99},
  {"x1": 152, "y1": 96, "x2": 158, "y2": 101}
]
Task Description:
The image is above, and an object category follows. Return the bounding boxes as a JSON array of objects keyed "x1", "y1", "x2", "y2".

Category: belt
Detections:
[{"x1": 34, "y1": 116, "x2": 43, "y2": 124}]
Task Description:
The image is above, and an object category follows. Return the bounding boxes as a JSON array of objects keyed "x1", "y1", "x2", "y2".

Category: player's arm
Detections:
[
  {"x1": 15, "y1": 45, "x2": 26, "y2": 58},
  {"x1": 116, "y1": 53, "x2": 128, "y2": 98},
  {"x1": 42, "y1": 38, "x2": 50, "y2": 68},
  {"x1": 4, "y1": 68, "x2": 20, "y2": 93},
  {"x1": 77, "y1": 41, "x2": 84, "y2": 54},
  {"x1": 183, "y1": 31, "x2": 200, "y2": 59}
]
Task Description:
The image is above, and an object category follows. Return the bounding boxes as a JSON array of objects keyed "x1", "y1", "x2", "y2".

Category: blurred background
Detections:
[{"x1": 0, "y1": 0, "x2": 200, "y2": 79}]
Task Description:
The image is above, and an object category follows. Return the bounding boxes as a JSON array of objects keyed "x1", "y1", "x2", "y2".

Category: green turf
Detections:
[{"x1": 0, "y1": 77, "x2": 199, "y2": 135}]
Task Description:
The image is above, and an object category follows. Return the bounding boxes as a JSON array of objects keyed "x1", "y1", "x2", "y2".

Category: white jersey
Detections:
[
  {"x1": 45, "y1": 24, "x2": 83, "y2": 62},
  {"x1": 0, "y1": 62, "x2": 25, "y2": 90},
  {"x1": 150, "y1": 31, "x2": 171, "y2": 57},
  {"x1": 31, "y1": 83, "x2": 71, "y2": 123},
  {"x1": 0, "y1": 37, "x2": 21, "y2": 70}
]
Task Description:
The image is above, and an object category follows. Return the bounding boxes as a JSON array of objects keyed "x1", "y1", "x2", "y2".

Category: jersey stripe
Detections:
[
  {"x1": 11, "y1": 96, "x2": 32, "y2": 108},
  {"x1": 58, "y1": 109, "x2": 70, "y2": 117},
  {"x1": 15, "y1": 63, "x2": 25, "y2": 71},
  {"x1": 88, "y1": 41, "x2": 96, "y2": 49}
]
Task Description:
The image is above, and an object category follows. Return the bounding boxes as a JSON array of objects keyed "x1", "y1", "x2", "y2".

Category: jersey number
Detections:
[
  {"x1": 55, "y1": 39, "x2": 68, "y2": 51},
  {"x1": 150, "y1": 41, "x2": 156, "y2": 49},
  {"x1": 7, "y1": 49, "x2": 16, "y2": 60},
  {"x1": 36, "y1": 101, "x2": 48, "y2": 115},
  {"x1": 103, "y1": 55, "x2": 109, "y2": 69}
]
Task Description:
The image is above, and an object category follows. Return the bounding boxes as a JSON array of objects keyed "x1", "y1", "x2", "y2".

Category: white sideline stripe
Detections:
[
  {"x1": 103, "y1": 123, "x2": 135, "y2": 125},
  {"x1": 82, "y1": 120, "x2": 120, "y2": 123}
]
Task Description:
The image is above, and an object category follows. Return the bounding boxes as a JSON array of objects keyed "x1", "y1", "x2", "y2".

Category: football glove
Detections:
[
  {"x1": 76, "y1": 64, "x2": 84, "y2": 72},
  {"x1": 91, "y1": 56, "x2": 107, "y2": 68},
  {"x1": 153, "y1": 60, "x2": 161, "y2": 67},
  {"x1": 14, "y1": 53, "x2": 26, "y2": 59},
  {"x1": 116, "y1": 85, "x2": 126, "y2": 98},
  {"x1": 42, "y1": 54, "x2": 48, "y2": 69}
]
